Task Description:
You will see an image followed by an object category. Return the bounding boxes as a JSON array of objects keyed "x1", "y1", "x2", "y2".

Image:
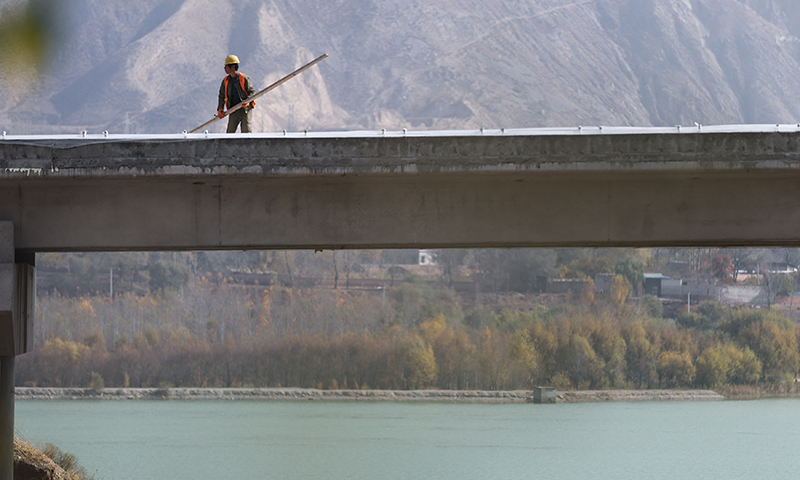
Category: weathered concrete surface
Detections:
[
  {"x1": 13, "y1": 387, "x2": 725, "y2": 402},
  {"x1": 2, "y1": 128, "x2": 800, "y2": 251},
  {"x1": 0, "y1": 222, "x2": 33, "y2": 358},
  {"x1": 558, "y1": 389, "x2": 725, "y2": 402}
]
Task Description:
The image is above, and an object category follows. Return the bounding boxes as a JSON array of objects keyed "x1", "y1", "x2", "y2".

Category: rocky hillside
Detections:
[{"x1": 3, "y1": 0, "x2": 800, "y2": 134}]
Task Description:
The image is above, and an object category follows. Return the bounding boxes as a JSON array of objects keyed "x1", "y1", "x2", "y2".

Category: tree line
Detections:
[
  {"x1": 37, "y1": 247, "x2": 800, "y2": 298},
  {"x1": 16, "y1": 266, "x2": 800, "y2": 391}
]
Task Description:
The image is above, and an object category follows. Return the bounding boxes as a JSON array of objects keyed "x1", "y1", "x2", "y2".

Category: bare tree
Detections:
[
  {"x1": 725, "y1": 248, "x2": 755, "y2": 282},
  {"x1": 433, "y1": 249, "x2": 468, "y2": 286}
]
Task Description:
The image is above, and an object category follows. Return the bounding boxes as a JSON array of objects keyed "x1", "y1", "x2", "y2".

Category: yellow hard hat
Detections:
[{"x1": 225, "y1": 54, "x2": 240, "y2": 65}]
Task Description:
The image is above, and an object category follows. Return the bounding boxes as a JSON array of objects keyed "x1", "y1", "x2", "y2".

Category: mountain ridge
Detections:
[{"x1": 3, "y1": 0, "x2": 800, "y2": 134}]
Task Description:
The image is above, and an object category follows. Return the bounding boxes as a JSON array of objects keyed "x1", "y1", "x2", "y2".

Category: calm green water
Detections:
[{"x1": 14, "y1": 398, "x2": 800, "y2": 480}]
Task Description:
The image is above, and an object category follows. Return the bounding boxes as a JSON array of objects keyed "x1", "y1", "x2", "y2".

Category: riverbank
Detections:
[{"x1": 14, "y1": 387, "x2": 726, "y2": 403}]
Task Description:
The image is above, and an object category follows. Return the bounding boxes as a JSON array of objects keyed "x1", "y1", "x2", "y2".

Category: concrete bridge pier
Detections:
[
  {"x1": 0, "y1": 222, "x2": 35, "y2": 480},
  {"x1": 0, "y1": 356, "x2": 13, "y2": 480}
]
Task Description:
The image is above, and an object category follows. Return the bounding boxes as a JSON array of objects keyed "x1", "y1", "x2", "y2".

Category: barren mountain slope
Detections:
[{"x1": 3, "y1": 0, "x2": 800, "y2": 134}]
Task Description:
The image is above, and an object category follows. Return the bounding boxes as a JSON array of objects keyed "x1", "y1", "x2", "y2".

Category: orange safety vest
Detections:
[{"x1": 223, "y1": 74, "x2": 255, "y2": 109}]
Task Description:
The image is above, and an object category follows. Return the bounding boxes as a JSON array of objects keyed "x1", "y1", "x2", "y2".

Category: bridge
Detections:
[{"x1": 2, "y1": 124, "x2": 800, "y2": 478}]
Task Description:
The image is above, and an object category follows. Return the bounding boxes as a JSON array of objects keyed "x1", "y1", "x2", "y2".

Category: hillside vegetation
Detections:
[{"x1": 16, "y1": 249, "x2": 800, "y2": 392}]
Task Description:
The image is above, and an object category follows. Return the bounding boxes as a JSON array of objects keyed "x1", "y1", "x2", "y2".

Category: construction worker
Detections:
[{"x1": 218, "y1": 55, "x2": 256, "y2": 133}]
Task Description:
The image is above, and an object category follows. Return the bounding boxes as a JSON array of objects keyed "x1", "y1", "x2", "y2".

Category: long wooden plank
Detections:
[{"x1": 189, "y1": 53, "x2": 329, "y2": 133}]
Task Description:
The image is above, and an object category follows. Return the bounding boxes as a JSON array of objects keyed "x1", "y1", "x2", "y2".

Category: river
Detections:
[{"x1": 14, "y1": 398, "x2": 800, "y2": 480}]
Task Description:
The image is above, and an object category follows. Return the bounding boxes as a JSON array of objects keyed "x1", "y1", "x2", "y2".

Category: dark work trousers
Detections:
[{"x1": 227, "y1": 108, "x2": 253, "y2": 133}]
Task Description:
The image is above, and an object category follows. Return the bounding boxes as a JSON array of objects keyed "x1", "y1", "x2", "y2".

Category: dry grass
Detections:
[
  {"x1": 717, "y1": 384, "x2": 800, "y2": 400},
  {"x1": 13, "y1": 438, "x2": 93, "y2": 480}
]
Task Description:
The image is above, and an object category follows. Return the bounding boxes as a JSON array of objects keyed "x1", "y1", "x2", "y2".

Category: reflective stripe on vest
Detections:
[{"x1": 223, "y1": 74, "x2": 253, "y2": 109}]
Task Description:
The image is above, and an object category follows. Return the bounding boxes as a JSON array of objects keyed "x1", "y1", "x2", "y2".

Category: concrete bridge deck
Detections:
[{"x1": 2, "y1": 124, "x2": 800, "y2": 252}]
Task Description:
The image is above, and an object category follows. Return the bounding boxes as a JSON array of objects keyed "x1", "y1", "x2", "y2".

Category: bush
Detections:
[
  {"x1": 676, "y1": 312, "x2": 713, "y2": 331},
  {"x1": 640, "y1": 295, "x2": 663, "y2": 318},
  {"x1": 88, "y1": 372, "x2": 104, "y2": 392},
  {"x1": 695, "y1": 302, "x2": 727, "y2": 325}
]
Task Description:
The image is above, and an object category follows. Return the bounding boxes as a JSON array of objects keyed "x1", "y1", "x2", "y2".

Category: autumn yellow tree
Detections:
[
  {"x1": 695, "y1": 345, "x2": 731, "y2": 388},
  {"x1": 588, "y1": 318, "x2": 628, "y2": 388},
  {"x1": 507, "y1": 329, "x2": 538, "y2": 387},
  {"x1": 611, "y1": 275, "x2": 632, "y2": 311},
  {"x1": 419, "y1": 315, "x2": 477, "y2": 389},
  {"x1": 623, "y1": 322, "x2": 658, "y2": 387},
  {"x1": 566, "y1": 334, "x2": 604, "y2": 389},
  {"x1": 35, "y1": 339, "x2": 91, "y2": 386},
  {"x1": 387, "y1": 334, "x2": 438, "y2": 389},
  {"x1": 739, "y1": 319, "x2": 799, "y2": 383},
  {"x1": 656, "y1": 351, "x2": 695, "y2": 387},
  {"x1": 725, "y1": 345, "x2": 762, "y2": 385}
]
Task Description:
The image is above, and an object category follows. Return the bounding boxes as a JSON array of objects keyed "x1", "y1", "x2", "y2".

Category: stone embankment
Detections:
[
  {"x1": 559, "y1": 389, "x2": 725, "y2": 402},
  {"x1": 14, "y1": 387, "x2": 725, "y2": 403}
]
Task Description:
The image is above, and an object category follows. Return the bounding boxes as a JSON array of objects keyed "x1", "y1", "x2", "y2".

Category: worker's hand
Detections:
[{"x1": 217, "y1": 109, "x2": 225, "y2": 119}]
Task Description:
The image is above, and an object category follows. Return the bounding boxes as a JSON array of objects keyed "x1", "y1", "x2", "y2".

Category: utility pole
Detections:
[{"x1": 687, "y1": 292, "x2": 691, "y2": 314}]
